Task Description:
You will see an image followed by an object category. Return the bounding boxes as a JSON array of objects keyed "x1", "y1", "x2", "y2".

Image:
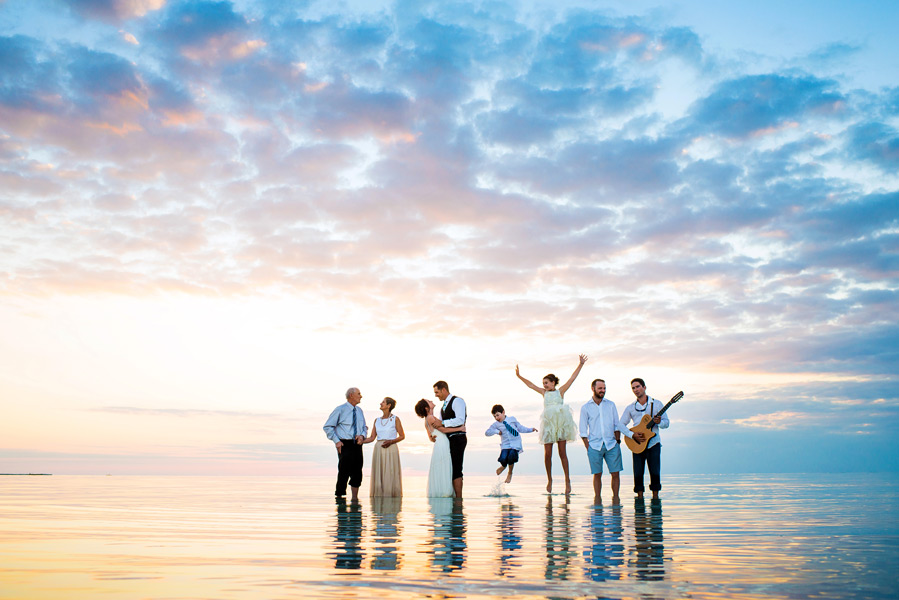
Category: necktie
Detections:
[
  {"x1": 351, "y1": 406, "x2": 358, "y2": 437},
  {"x1": 503, "y1": 421, "x2": 519, "y2": 437}
]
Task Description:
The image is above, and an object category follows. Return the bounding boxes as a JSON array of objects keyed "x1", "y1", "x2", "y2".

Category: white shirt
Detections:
[
  {"x1": 375, "y1": 415, "x2": 398, "y2": 441},
  {"x1": 579, "y1": 397, "x2": 621, "y2": 451},
  {"x1": 618, "y1": 397, "x2": 669, "y2": 450},
  {"x1": 484, "y1": 416, "x2": 536, "y2": 452},
  {"x1": 441, "y1": 395, "x2": 466, "y2": 428},
  {"x1": 322, "y1": 402, "x2": 367, "y2": 443}
]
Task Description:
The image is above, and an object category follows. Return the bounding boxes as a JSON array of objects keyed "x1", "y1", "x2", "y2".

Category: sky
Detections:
[{"x1": 1, "y1": 0, "x2": 897, "y2": 477}]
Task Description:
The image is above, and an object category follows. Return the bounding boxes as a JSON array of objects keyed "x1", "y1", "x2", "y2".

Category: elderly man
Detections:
[{"x1": 323, "y1": 387, "x2": 367, "y2": 501}]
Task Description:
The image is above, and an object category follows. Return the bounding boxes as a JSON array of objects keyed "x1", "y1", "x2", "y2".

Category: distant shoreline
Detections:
[{"x1": 0, "y1": 473, "x2": 52, "y2": 476}]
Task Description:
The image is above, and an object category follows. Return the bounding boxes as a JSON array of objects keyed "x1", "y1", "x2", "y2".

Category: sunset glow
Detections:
[{"x1": 1, "y1": 0, "x2": 896, "y2": 476}]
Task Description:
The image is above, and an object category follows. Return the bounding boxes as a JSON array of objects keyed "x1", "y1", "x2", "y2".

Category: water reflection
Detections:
[
  {"x1": 330, "y1": 498, "x2": 364, "y2": 569},
  {"x1": 583, "y1": 503, "x2": 624, "y2": 582},
  {"x1": 544, "y1": 495, "x2": 574, "y2": 581},
  {"x1": 496, "y1": 502, "x2": 522, "y2": 577},
  {"x1": 4, "y1": 474, "x2": 894, "y2": 600},
  {"x1": 370, "y1": 497, "x2": 403, "y2": 571},
  {"x1": 428, "y1": 498, "x2": 466, "y2": 573},
  {"x1": 631, "y1": 498, "x2": 665, "y2": 581}
]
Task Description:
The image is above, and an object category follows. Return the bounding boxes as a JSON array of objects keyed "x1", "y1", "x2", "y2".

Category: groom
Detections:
[{"x1": 434, "y1": 380, "x2": 467, "y2": 498}]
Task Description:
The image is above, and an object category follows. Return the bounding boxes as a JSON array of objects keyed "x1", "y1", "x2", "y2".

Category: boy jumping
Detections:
[{"x1": 485, "y1": 404, "x2": 537, "y2": 483}]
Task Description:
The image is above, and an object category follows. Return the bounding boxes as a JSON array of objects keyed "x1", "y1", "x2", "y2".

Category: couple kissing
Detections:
[{"x1": 414, "y1": 380, "x2": 466, "y2": 498}]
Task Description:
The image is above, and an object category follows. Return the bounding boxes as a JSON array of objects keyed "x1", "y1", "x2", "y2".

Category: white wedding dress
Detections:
[{"x1": 427, "y1": 429, "x2": 454, "y2": 498}]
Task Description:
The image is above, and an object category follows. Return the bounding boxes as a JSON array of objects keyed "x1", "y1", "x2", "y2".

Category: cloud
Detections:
[
  {"x1": 846, "y1": 122, "x2": 899, "y2": 171},
  {"x1": 1, "y1": 0, "x2": 897, "y2": 386},
  {"x1": 92, "y1": 406, "x2": 283, "y2": 418},
  {"x1": 65, "y1": 0, "x2": 166, "y2": 22},
  {"x1": 683, "y1": 73, "x2": 846, "y2": 139},
  {"x1": 728, "y1": 410, "x2": 806, "y2": 429}
]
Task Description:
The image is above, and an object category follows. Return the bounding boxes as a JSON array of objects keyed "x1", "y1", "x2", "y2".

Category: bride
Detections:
[{"x1": 414, "y1": 399, "x2": 465, "y2": 498}]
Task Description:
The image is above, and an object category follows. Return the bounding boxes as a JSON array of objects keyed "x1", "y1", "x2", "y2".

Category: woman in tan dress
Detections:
[{"x1": 364, "y1": 397, "x2": 405, "y2": 497}]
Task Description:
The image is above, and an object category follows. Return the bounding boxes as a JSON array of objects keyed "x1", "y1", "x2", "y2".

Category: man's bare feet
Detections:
[
  {"x1": 612, "y1": 495, "x2": 620, "y2": 505},
  {"x1": 496, "y1": 466, "x2": 505, "y2": 475},
  {"x1": 564, "y1": 480, "x2": 572, "y2": 495},
  {"x1": 546, "y1": 481, "x2": 552, "y2": 493},
  {"x1": 505, "y1": 473, "x2": 513, "y2": 483}
]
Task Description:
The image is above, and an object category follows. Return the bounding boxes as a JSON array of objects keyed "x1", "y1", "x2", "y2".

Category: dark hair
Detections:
[
  {"x1": 384, "y1": 397, "x2": 396, "y2": 412},
  {"x1": 433, "y1": 380, "x2": 449, "y2": 391},
  {"x1": 491, "y1": 404, "x2": 504, "y2": 414},
  {"x1": 414, "y1": 399, "x2": 430, "y2": 418},
  {"x1": 543, "y1": 374, "x2": 559, "y2": 385},
  {"x1": 591, "y1": 378, "x2": 605, "y2": 388},
  {"x1": 631, "y1": 378, "x2": 646, "y2": 387}
]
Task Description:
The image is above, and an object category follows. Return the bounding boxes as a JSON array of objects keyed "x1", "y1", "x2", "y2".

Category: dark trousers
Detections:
[
  {"x1": 633, "y1": 442, "x2": 662, "y2": 493},
  {"x1": 336, "y1": 439, "x2": 363, "y2": 496},
  {"x1": 448, "y1": 433, "x2": 467, "y2": 480}
]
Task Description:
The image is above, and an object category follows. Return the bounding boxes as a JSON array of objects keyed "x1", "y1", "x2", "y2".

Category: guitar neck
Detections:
[
  {"x1": 652, "y1": 392, "x2": 684, "y2": 419},
  {"x1": 655, "y1": 400, "x2": 674, "y2": 418}
]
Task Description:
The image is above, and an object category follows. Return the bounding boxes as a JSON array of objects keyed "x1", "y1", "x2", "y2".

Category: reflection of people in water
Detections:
[
  {"x1": 583, "y1": 504, "x2": 624, "y2": 582},
  {"x1": 330, "y1": 498, "x2": 364, "y2": 569},
  {"x1": 371, "y1": 496, "x2": 402, "y2": 571},
  {"x1": 631, "y1": 498, "x2": 665, "y2": 580},
  {"x1": 428, "y1": 498, "x2": 466, "y2": 573},
  {"x1": 544, "y1": 495, "x2": 574, "y2": 581},
  {"x1": 496, "y1": 502, "x2": 522, "y2": 576}
]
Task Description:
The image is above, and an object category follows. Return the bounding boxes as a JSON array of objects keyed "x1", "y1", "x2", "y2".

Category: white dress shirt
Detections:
[
  {"x1": 579, "y1": 397, "x2": 621, "y2": 451},
  {"x1": 618, "y1": 397, "x2": 669, "y2": 450},
  {"x1": 441, "y1": 395, "x2": 466, "y2": 428},
  {"x1": 322, "y1": 402, "x2": 367, "y2": 443}
]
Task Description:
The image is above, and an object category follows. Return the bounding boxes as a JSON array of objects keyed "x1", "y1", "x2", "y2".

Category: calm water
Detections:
[{"x1": 1, "y1": 473, "x2": 897, "y2": 600}]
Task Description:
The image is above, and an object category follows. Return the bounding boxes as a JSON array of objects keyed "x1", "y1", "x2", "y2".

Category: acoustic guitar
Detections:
[{"x1": 624, "y1": 391, "x2": 684, "y2": 453}]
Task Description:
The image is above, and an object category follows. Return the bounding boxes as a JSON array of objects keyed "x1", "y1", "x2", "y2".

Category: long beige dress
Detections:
[{"x1": 370, "y1": 415, "x2": 403, "y2": 497}]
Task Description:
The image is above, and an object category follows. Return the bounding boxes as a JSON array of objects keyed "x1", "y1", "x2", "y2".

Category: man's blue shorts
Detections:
[
  {"x1": 498, "y1": 448, "x2": 519, "y2": 466},
  {"x1": 587, "y1": 443, "x2": 622, "y2": 474}
]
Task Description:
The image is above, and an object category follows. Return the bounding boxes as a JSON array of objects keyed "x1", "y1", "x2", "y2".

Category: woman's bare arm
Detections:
[
  {"x1": 516, "y1": 364, "x2": 545, "y2": 393},
  {"x1": 362, "y1": 420, "x2": 378, "y2": 444},
  {"x1": 559, "y1": 354, "x2": 588, "y2": 396}
]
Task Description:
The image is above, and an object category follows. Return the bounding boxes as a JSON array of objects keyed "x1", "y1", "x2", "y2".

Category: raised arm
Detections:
[
  {"x1": 558, "y1": 354, "x2": 588, "y2": 396},
  {"x1": 515, "y1": 364, "x2": 545, "y2": 394}
]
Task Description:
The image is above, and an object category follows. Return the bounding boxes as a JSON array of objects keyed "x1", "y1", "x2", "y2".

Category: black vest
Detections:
[{"x1": 441, "y1": 395, "x2": 461, "y2": 422}]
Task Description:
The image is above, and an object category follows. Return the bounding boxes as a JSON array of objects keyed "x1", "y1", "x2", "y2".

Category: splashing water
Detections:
[{"x1": 486, "y1": 478, "x2": 510, "y2": 497}]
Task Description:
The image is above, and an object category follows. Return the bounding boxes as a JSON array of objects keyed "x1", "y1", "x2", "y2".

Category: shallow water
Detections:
[{"x1": 1, "y1": 473, "x2": 896, "y2": 599}]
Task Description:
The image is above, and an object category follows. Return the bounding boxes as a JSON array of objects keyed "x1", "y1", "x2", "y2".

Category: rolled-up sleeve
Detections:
[{"x1": 323, "y1": 406, "x2": 342, "y2": 443}]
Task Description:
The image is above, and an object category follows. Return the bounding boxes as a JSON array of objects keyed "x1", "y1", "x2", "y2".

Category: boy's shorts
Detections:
[
  {"x1": 587, "y1": 443, "x2": 623, "y2": 474},
  {"x1": 498, "y1": 448, "x2": 519, "y2": 466}
]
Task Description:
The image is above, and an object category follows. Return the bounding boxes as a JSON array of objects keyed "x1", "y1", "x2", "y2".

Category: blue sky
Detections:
[{"x1": 0, "y1": 0, "x2": 897, "y2": 475}]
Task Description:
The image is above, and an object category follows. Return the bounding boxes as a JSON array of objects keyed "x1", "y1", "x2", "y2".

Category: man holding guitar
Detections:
[{"x1": 619, "y1": 378, "x2": 670, "y2": 500}]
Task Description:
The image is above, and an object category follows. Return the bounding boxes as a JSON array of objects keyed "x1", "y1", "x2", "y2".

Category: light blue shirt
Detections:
[
  {"x1": 323, "y1": 402, "x2": 367, "y2": 443},
  {"x1": 579, "y1": 397, "x2": 621, "y2": 451},
  {"x1": 485, "y1": 416, "x2": 536, "y2": 452}
]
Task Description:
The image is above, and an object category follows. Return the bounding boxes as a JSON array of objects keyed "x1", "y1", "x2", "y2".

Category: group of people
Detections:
[{"x1": 322, "y1": 356, "x2": 672, "y2": 504}]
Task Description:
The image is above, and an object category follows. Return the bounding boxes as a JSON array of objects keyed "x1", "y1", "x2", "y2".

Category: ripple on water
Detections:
[{"x1": 0, "y1": 473, "x2": 896, "y2": 600}]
